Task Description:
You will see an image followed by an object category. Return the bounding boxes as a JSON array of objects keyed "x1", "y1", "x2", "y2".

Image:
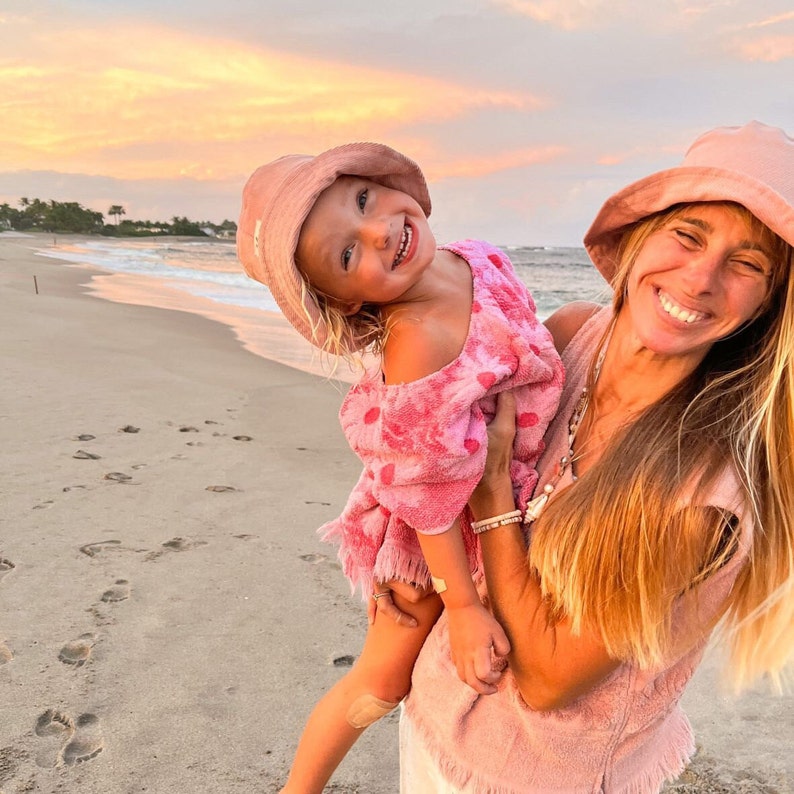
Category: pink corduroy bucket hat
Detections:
[
  {"x1": 584, "y1": 121, "x2": 794, "y2": 283},
  {"x1": 237, "y1": 142, "x2": 431, "y2": 351}
]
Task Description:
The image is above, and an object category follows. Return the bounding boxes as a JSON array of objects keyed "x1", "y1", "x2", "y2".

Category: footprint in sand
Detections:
[
  {"x1": 144, "y1": 536, "x2": 208, "y2": 561},
  {"x1": 161, "y1": 537, "x2": 206, "y2": 552},
  {"x1": 0, "y1": 639, "x2": 13, "y2": 664},
  {"x1": 100, "y1": 579, "x2": 130, "y2": 603},
  {"x1": 62, "y1": 713, "x2": 104, "y2": 765},
  {"x1": 118, "y1": 424, "x2": 139, "y2": 433},
  {"x1": 103, "y1": 472, "x2": 132, "y2": 483},
  {"x1": 34, "y1": 710, "x2": 104, "y2": 767},
  {"x1": 0, "y1": 558, "x2": 15, "y2": 582},
  {"x1": 34, "y1": 709, "x2": 74, "y2": 767},
  {"x1": 73, "y1": 434, "x2": 96, "y2": 442},
  {"x1": 80, "y1": 540, "x2": 122, "y2": 558},
  {"x1": 58, "y1": 633, "x2": 97, "y2": 667},
  {"x1": 205, "y1": 485, "x2": 238, "y2": 493},
  {"x1": 73, "y1": 450, "x2": 101, "y2": 460},
  {"x1": 300, "y1": 553, "x2": 328, "y2": 565}
]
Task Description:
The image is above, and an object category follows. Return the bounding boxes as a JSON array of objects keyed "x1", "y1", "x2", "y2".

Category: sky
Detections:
[{"x1": 0, "y1": 1, "x2": 792, "y2": 246}]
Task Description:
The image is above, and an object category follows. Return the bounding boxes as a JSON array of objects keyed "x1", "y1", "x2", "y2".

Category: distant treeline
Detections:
[{"x1": 0, "y1": 198, "x2": 237, "y2": 238}]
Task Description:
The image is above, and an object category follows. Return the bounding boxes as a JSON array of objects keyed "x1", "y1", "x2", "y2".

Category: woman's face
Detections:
[{"x1": 625, "y1": 203, "x2": 776, "y2": 361}]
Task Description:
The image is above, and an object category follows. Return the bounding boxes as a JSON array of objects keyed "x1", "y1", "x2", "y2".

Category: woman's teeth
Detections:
[
  {"x1": 392, "y1": 225, "x2": 412, "y2": 268},
  {"x1": 658, "y1": 290, "x2": 706, "y2": 324}
]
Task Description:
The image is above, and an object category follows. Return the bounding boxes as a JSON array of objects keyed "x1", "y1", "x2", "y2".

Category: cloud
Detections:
[
  {"x1": 720, "y1": 8, "x2": 794, "y2": 61},
  {"x1": 729, "y1": 35, "x2": 794, "y2": 61},
  {"x1": 0, "y1": 18, "x2": 547, "y2": 182},
  {"x1": 491, "y1": 0, "x2": 627, "y2": 30},
  {"x1": 742, "y1": 10, "x2": 794, "y2": 28},
  {"x1": 426, "y1": 146, "x2": 568, "y2": 179}
]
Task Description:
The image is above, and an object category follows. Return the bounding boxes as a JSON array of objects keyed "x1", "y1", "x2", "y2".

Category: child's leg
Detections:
[{"x1": 281, "y1": 590, "x2": 443, "y2": 794}]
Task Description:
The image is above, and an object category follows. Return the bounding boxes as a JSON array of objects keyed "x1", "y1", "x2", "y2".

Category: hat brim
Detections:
[
  {"x1": 242, "y1": 143, "x2": 431, "y2": 352},
  {"x1": 584, "y1": 165, "x2": 794, "y2": 283}
]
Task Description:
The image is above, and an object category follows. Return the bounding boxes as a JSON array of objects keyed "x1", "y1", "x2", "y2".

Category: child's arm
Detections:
[
  {"x1": 415, "y1": 523, "x2": 510, "y2": 695},
  {"x1": 380, "y1": 304, "x2": 509, "y2": 695}
]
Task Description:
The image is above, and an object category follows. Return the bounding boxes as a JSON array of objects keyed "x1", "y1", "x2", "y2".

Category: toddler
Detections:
[{"x1": 237, "y1": 143, "x2": 563, "y2": 793}]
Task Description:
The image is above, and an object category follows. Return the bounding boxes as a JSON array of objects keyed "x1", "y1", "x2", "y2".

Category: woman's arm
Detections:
[{"x1": 470, "y1": 391, "x2": 619, "y2": 711}]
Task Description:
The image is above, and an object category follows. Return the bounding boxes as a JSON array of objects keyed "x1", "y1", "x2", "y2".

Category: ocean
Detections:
[{"x1": 39, "y1": 236, "x2": 612, "y2": 381}]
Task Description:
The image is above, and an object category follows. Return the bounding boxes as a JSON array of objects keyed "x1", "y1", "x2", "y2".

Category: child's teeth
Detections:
[{"x1": 393, "y1": 225, "x2": 412, "y2": 267}]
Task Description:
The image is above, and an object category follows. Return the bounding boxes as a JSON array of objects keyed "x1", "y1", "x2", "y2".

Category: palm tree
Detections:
[{"x1": 108, "y1": 205, "x2": 126, "y2": 225}]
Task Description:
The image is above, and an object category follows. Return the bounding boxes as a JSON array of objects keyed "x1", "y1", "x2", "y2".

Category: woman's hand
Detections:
[
  {"x1": 470, "y1": 390, "x2": 518, "y2": 518},
  {"x1": 367, "y1": 580, "x2": 434, "y2": 627}
]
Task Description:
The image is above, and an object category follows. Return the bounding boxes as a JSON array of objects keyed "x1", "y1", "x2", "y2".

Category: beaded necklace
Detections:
[{"x1": 524, "y1": 323, "x2": 614, "y2": 524}]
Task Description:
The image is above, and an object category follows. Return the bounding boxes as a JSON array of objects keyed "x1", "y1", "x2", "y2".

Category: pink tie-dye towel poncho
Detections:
[{"x1": 319, "y1": 239, "x2": 564, "y2": 597}]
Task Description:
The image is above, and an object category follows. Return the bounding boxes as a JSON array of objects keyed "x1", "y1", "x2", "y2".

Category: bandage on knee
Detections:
[{"x1": 346, "y1": 694, "x2": 400, "y2": 729}]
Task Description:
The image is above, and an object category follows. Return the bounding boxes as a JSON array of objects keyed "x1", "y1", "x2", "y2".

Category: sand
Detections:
[{"x1": 0, "y1": 234, "x2": 791, "y2": 793}]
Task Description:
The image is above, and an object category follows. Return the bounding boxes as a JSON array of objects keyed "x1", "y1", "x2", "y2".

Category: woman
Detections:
[{"x1": 396, "y1": 121, "x2": 794, "y2": 792}]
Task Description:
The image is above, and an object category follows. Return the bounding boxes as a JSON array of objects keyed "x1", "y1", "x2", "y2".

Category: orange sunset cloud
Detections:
[
  {"x1": 730, "y1": 35, "x2": 794, "y2": 62},
  {"x1": 0, "y1": 20, "x2": 548, "y2": 181},
  {"x1": 425, "y1": 146, "x2": 568, "y2": 179}
]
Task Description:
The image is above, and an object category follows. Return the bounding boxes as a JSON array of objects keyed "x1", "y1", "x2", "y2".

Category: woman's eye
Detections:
[
  {"x1": 357, "y1": 189, "x2": 368, "y2": 212},
  {"x1": 342, "y1": 247, "x2": 353, "y2": 271},
  {"x1": 674, "y1": 229, "x2": 699, "y2": 245},
  {"x1": 735, "y1": 258, "x2": 767, "y2": 275}
]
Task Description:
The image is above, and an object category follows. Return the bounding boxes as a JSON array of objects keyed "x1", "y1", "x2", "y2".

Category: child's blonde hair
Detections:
[{"x1": 296, "y1": 275, "x2": 387, "y2": 363}]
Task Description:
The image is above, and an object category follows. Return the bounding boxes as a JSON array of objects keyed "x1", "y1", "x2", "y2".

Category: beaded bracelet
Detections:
[{"x1": 470, "y1": 509, "x2": 523, "y2": 535}]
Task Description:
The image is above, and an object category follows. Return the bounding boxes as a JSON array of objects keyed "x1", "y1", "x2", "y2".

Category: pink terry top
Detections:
[
  {"x1": 403, "y1": 306, "x2": 754, "y2": 794},
  {"x1": 320, "y1": 239, "x2": 564, "y2": 598}
]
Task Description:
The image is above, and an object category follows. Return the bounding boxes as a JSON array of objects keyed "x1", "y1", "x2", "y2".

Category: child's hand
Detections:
[{"x1": 446, "y1": 602, "x2": 510, "y2": 695}]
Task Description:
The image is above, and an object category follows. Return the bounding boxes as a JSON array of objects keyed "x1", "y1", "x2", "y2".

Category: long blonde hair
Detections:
[{"x1": 530, "y1": 203, "x2": 794, "y2": 690}]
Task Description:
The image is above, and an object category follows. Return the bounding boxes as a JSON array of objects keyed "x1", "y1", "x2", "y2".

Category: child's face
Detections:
[{"x1": 296, "y1": 176, "x2": 436, "y2": 315}]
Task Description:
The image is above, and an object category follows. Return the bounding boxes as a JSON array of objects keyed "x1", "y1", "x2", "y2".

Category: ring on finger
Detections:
[{"x1": 372, "y1": 591, "x2": 391, "y2": 601}]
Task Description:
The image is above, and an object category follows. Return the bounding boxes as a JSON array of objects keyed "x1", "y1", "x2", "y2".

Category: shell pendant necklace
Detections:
[{"x1": 524, "y1": 323, "x2": 614, "y2": 524}]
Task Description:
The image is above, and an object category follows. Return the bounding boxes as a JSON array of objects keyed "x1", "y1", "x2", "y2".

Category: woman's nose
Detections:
[{"x1": 681, "y1": 252, "x2": 722, "y2": 295}]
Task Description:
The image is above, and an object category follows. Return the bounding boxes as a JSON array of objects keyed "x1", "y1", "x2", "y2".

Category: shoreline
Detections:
[
  {"x1": 1, "y1": 233, "x2": 791, "y2": 792},
  {"x1": 28, "y1": 231, "x2": 365, "y2": 384}
]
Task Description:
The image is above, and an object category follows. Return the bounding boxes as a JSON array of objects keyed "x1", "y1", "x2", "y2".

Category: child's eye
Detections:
[
  {"x1": 357, "y1": 189, "x2": 368, "y2": 212},
  {"x1": 342, "y1": 247, "x2": 353, "y2": 271}
]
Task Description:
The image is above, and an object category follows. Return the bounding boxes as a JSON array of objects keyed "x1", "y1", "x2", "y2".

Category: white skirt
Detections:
[{"x1": 399, "y1": 706, "x2": 468, "y2": 793}]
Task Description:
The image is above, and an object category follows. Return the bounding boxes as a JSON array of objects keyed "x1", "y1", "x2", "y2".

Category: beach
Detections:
[{"x1": 0, "y1": 233, "x2": 791, "y2": 793}]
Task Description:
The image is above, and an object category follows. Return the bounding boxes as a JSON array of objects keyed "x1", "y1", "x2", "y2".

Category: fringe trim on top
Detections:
[
  {"x1": 321, "y1": 521, "x2": 432, "y2": 600},
  {"x1": 405, "y1": 677, "x2": 697, "y2": 793},
  {"x1": 608, "y1": 715, "x2": 696, "y2": 794}
]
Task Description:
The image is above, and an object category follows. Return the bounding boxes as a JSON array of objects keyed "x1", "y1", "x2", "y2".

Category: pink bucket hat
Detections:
[
  {"x1": 584, "y1": 121, "x2": 794, "y2": 283},
  {"x1": 237, "y1": 142, "x2": 431, "y2": 350}
]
